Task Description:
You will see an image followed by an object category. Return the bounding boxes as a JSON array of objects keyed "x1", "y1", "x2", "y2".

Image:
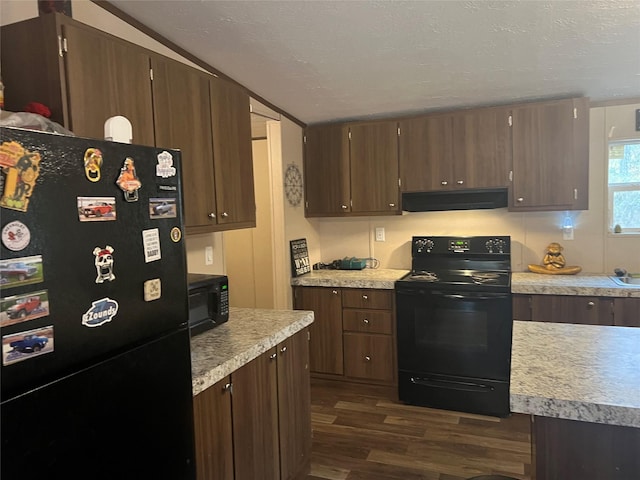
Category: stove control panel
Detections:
[
  {"x1": 485, "y1": 238, "x2": 506, "y2": 253},
  {"x1": 412, "y1": 236, "x2": 510, "y2": 256},
  {"x1": 448, "y1": 239, "x2": 470, "y2": 252}
]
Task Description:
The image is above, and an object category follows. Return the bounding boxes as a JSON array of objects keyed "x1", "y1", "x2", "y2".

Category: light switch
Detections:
[{"x1": 205, "y1": 246, "x2": 213, "y2": 265}]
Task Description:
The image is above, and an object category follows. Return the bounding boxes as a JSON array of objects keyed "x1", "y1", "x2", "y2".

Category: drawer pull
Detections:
[
  {"x1": 587, "y1": 301, "x2": 595, "y2": 308},
  {"x1": 441, "y1": 180, "x2": 448, "y2": 186},
  {"x1": 222, "y1": 383, "x2": 233, "y2": 393},
  {"x1": 280, "y1": 346, "x2": 287, "y2": 354},
  {"x1": 332, "y1": 290, "x2": 338, "y2": 295},
  {"x1": 363, "y1": 318, "x2": 369, "y2": 324},
  {"x1": 364, "y1": 356, "x2": 371, "y2": 362},
  {"x1": 362, "y1": 295, "x2": 368, "y2": 300},
  {"x1": 269, "y1": 353, "x2": 277, "y2": 360}
]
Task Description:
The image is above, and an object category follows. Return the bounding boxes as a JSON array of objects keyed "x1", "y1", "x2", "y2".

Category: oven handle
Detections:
[
  {"x1": 410, "y1": 376, "x2": 495, "y2": 393},
  {"x1": 396, "y1": 288, "x2": 510, "y2": 301}
]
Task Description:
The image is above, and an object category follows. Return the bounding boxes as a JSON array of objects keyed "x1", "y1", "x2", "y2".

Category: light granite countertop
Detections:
[
  {"x1": 190, "y1": 307, "x2": 314, "y2": 396},
  {"x1": 512, "y1": 272, "x2": 640, "y2": 297},
  {"x1": 511, "y1": 320, "x2": 640, "y2": 427},
  {"x1": 290, "y1": 268, "x2": 409, "y2": 289}
]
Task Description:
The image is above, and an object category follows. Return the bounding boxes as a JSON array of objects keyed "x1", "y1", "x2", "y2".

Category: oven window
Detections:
[{"x1": 415, "y1": 306, "x2": 488, "y2": 352}]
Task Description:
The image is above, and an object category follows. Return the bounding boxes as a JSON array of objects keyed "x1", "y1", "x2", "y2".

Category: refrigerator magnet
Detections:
[
  {"x1": 0, "y1": 140, "x2": 40, "y2": 212},
  {"x1": 82, "y1": 297, "x2": 119, "y2": 327},
  {"x1": 149, "y1": 198, "x2": 177, "y2": 219},
  {"x1": 93, "y1": 245, "x2": 115, "y2": 283},
  {"x1": 142, "y1": 228, "x2": 161, "y2": 263},
  {"x1": 2, "y1": 325, "x2": 54, "y2": 366},
  {"x1": 143, "y1": 278, "x2": 161, "y2": 302},
  {"x1": 1, "y1": 220, "x2": 31, "y2": 251},
  {"x1": 1, "y1": 289, "x2": 50, "y2": 328},
  {"x1": 77, "y1": 196, "x2": 117, "y2": 222},
  {"x1": 155, "y1": 151, "x2": 176, "y2": 178},
  {"x1": 170, "y1": 227, "x2": 182, "y2": 243},
  {"x1": 115, "y1": 157, "x2": 142, "y2": 202},
  {"x1": 83, "y1": 148, "x2": 103, "y2": 182},
  {"x1": 0, "y1": 255, "x2": 44, "y2": 289}
]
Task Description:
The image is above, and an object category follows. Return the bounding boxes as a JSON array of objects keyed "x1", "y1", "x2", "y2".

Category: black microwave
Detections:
[{"x1": 187, "y1": 273, "x2": 229, "y2": 336}]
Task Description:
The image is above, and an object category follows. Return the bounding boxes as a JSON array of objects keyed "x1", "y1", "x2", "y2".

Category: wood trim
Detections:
[
  {"x1": 589, "y1": 97, "x2": 640, "y2": 108},
  {"x1": 91, "y1": 0, "x2": 305, "y2": 128}
]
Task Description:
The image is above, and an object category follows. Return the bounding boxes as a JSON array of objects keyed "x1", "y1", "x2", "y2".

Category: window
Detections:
[{"x1": 608, "y1": 141, "x2": 640, "y2": 233}]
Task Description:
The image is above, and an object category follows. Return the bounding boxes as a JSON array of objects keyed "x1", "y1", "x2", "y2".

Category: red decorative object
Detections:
[{"x1": 24, "y1": 102, "x2": 51, "y2": 118}]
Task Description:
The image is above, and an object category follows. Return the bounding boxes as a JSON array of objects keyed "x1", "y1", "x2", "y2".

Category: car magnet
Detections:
[
  {"x1": 83, "y1": 148, "x2": 103, "y2": 182},
  {"x1": 1, "y1": 220, "x2": 31, "y2": 251},
  {"x1": 82, "y1": 297, "x2": 119, "y2": 327},
  {"x1": 93, "y1": 245, "x2": 115, "y2": 283},
  {"x1": 78, "y1": 196, "x2": 117, "y2": 222},
  {"x1": 0, "y1": 255, "x2": 44, "y2": 289},
  {"x1": 1, "y1": 289, "x2": 50, "y2": 328},
  {"x1": 142, "y1": 228, "x2": 161, "y2": 263},
  {"x1": 170, "y1": 226, "x2": 182, "y2": 243},
  {"x1": 156, "y1": 151, "x2": 176, "y2": 178},
  {"x1": 0, "y1": 140, "x2": 40, "y2": 212},
  {"x1": 2, "y1": 325, "x2": 54, "y2": 366},
  {"x1": 144, "y1": 278, "x2": 161, "y2": 302},
  {"x1": 115, "y1": 157, "x2": 142, "y2": 202},
  {"x1": 149, "y1": 197, "x2": 177, "y2": 219}
]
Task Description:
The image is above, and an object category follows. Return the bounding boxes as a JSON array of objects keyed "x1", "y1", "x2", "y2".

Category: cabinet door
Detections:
[
  {"x1": 210, "y1": 77, "x2": 256, "y2": 229},
  {"x1": 399, "y1": 113, "x2": 453, "y2": 192},
  {"x1": 62, "y1": 23, "x2": 155, "y2": 146},
  {"x1": 511, "y1": 98, "x2": 586, "y2": 211},
  {"x1": 293, "y1": 287, "x2": 343, "y2": 375},
  {"x1": 343, "y1": 310, "x2": 393, "y2": 334},
  {"x1": 304, "y1": 124, "x2": 350, "y2": 216},
  {"x1": 342, "y1": 289, "x2": 393, "y2": 310},
  {"x1": 343, "y1": 333, "x2": 395, "y2": 382},
  {"x1": 451, "y1": 106, "x2": 511, "y2": 189},
  {"x1": 151, "y1": 57, "x2": 216, "y2": 230},
  {"x1": 531, "y1": 295, "x2": 612, "y2": 325},
  {"x1": 277, "y1": 330, "x2": 312, "y2": 480},
  {"x1": 613, "y1": 298, "x2": 640, "y2": 327},
  {"x1": 232, "y1": 349, "x2": 280, "y2": 480},
  {"x1": 513, "y1": 294, "x2": 532, "y2": 321},
  {"x1": 193, "y1": 377, "x2": 234, "y2": 480},
  {"x1": 349, "y1": 121, "x2": 400, "y2": 213}
]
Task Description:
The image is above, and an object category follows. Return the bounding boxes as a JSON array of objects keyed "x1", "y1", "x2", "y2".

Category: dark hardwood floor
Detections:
[{"x1": 307, "y1": 379, "x2": 532, "y2": 480}]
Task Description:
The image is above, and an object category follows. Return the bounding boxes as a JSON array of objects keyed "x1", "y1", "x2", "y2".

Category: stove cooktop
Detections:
[{"x1": 397, "y1": 269, "x2": 511, "y2": 290}]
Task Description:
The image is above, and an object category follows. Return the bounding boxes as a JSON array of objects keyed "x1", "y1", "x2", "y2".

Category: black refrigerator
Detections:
[{"x1": 0, "y1": 127, "x2": 196, "y2": 479}]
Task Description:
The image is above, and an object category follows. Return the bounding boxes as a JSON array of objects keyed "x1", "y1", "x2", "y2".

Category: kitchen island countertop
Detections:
[
  {"x1": 511, "y1": 320, "x2": 640, "y2": 427},
  {"x1": 190, "y1": 307, "x2": 313, "y2": 396}
]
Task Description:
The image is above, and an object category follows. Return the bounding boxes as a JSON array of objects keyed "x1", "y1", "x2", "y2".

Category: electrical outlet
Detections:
[
  {"x1": 375, "y1": 227, "x2": 385, "y2": 242},
  {"x1": 563, "y1": 227, "x2": 574, "y2": 241},
  {"x1": 205, "y1": 246, "x2": 213, "y2": 265}
]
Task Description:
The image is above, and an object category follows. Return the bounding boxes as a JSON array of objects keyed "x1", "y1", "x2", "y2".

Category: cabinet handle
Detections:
[
  {"x1": 457, "y1": 180, "x2": 464, "y2": 185},
  {"x1": 221, "y1": 212, "x2": 229, "y2": 218},
  {"x1": 364, "y1": 356, "x2": 371, "y2": 362},
  {"x1": 222, "y1": 383, "x2": 233, "y2": 394},
  {"x1": 441, "y1": 180, "x2": 448, "y2": 186},
  {"x1": 341, "y1": 204, "x2": 348, "y2": 210},
  {"x1": 587, "y1": 301, "x2": 595, "y2": 308},
  {"x1": 332, "y1": 290, "x2": 338, "y2": 295},
  {"x1": 269, "y1": 352, "x2": 277, "y2": 360},
  {"x1": 208, "y1": 212, "x2": 216, "y2": 219},
  {"x1": 362, "y1": 295, "x2": 368, "y2": 300},
  {"x1": 363, "y1": 318, "x2": 370, "y2": 324},
  {"x1": 280, "y1": 346, "x2": 287, "y2": 354},
  {"x1": 389, "y1": 203, "x2": 395, "y2": 208},
  {"x1": 517, "y1": 197, "x2": 524, "y2": 203}
]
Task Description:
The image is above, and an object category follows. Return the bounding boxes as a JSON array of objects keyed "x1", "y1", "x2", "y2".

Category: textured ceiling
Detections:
[{"x1": 108, "y1": 0, "x2": 640, "y2": 125}]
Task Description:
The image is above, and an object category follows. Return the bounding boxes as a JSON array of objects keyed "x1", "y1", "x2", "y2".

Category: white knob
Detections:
[
  {"x1": 208, "y1": 212, "x2": 216, "y2": 218},
  {"x1": 364, "y1": 356, "x2": 371, "y2": 362},
  {"x1": 441, "y1": 180, "x2": 448, "y2": 186},
  {"x1": 332, "y1": 290, "x2": 338, "y2": 295},
  {"x1": 280, "y1": 346, "x2": 287, "y2": 354},
  {"x1": 457, "y1": 180, "x2": 464, "y2": 185},
  {"x1": 221, "y1": 212, "x2": 229, "y2": 218},
  {"x1": 389, "y1": 203, "x2": 395, "y2": 207},
  {"x1": 341, "y1": 204, "x2": 348, "y2": 209},
  {"x1": 362, "y1": 295, "x2": 368, "y2": 300},
  {"x1": 269, "y1": 353, "x2": 277, "y2": 360},
  {"x1": 587, "y1": 301, "x2": 595, "y2": 308},
  {"x1": 517, "y1": 197, "x2": 524, "y2": 203},
  {"x1": 363, "y1": 318, "x2": 369, "y2": 324}
]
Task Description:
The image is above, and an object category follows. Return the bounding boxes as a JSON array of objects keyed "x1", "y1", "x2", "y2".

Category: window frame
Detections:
[{"x1": 607, "y1": 139, "x2": 640, "y2": 234}]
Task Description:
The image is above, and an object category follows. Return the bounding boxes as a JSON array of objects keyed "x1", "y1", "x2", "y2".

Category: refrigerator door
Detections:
[
  {"x1": 1, "y1": 328, "x2": 196, "y2": 480},
  {"x1": 1, "y1": 127, "x2": 188, "y2": 400}
]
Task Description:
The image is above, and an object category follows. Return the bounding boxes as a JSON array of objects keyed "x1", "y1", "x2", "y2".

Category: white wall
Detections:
[{"x1": 310, "y1": 103, "x2": 640, "y2": 274}]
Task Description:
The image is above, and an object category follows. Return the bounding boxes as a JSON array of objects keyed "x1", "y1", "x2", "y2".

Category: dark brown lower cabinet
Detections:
[
  {"x1": 534, "y1": 415, "x2": 640, "y2": 480},
  {"x1": 613, "y1": 297, "x2": 640, "y2": 327},
  {"x1": 193, "y1": 329, "x2": 311, "y2": 480}
]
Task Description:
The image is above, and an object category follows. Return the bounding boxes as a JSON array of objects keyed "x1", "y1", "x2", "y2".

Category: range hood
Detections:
[{"x1": 402, "y1": 188, "x2": 508, "y2": 212}]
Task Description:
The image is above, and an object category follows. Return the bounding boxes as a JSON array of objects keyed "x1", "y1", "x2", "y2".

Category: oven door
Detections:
[{"x1": 396, "y1": 286, "x2": 512, "y2": 381}]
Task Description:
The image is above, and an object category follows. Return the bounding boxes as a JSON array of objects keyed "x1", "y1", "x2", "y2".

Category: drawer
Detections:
[
  {"x1": 343, "y1": 333, "x2": 394, "y2": 382},
  {"x1": 341, "y1": 289, "x2": 392, "y2": 310},
  {"x1": 343, "y1": 310, "x2": 393, "y2": 334}
]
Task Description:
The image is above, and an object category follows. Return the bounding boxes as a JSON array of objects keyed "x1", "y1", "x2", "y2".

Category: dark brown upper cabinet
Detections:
[
  {"x1": 399, "y1": 107, "x2": 511, "y2": 192},
  {"x1": 510, "y1": 97, "x2": 589, "y2": 211},
  {"x1": 304, "y1": 120, "x2": 400, "y2": 216},
  {"x1": 1, "y1": 13, "x2": 155, "y2": 146},
  {"x1": 209, "y1": 77, "x2": 256, "y2": 231}
]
